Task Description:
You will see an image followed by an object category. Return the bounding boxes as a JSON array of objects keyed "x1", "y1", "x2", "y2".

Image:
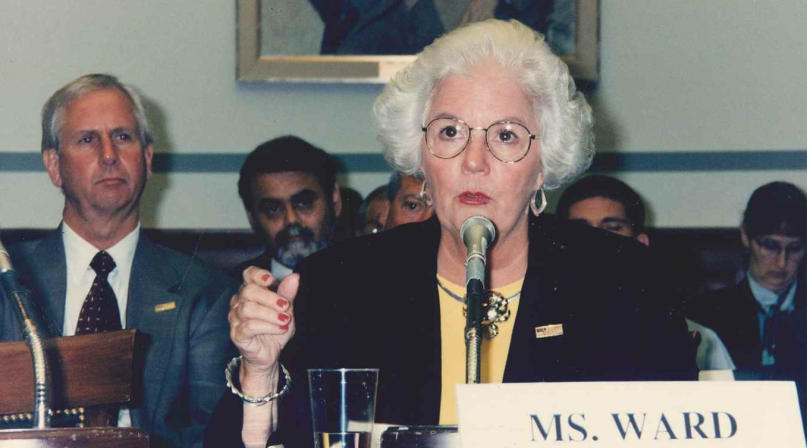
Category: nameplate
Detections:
[{"x1": 456, "y1": 382, "x2": 805, "y2": 447}]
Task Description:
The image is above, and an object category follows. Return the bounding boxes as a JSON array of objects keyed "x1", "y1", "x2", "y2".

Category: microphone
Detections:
[
  {"x1": 0, "y1": 229, "x2": 51, "y2": 428},
  {"x1": 461, "y1": 215, "x2": 496, "y2": 288},
  {"x1": 460, "y1": 215, "x2": 495, "y2": 384}
]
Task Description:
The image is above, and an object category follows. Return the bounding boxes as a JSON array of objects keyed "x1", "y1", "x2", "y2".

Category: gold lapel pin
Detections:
[
  {"x1": 155, "y1": 302, "x2": 176, "y2": 313},
  {"x1": 535, "y1": 324, "x2": 563, "y2": 339}
]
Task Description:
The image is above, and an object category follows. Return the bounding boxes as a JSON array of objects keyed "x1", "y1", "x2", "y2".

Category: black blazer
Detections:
[
  {"x1": 686, "y1": 277, "x2": 807, "y2": 370},
  {"x1": 206, "y1": 214, "x2": 696, "y2": 448}
]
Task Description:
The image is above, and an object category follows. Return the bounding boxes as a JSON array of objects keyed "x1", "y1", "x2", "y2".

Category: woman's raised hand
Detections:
[{"x1": 229, "y1": 267, "x2": 298, "y2": 386}]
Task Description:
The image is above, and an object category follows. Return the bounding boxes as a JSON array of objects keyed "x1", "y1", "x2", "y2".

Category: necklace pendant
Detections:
[
  {"x1": 448, "y1": 279, "x2": 517, "y2": 341},
  {"x1": 482, "y1": 291, "x2": 511, "y2": 323},
  {"x1": 482, "y1": 291, "x2": 512, "y2": 339}
]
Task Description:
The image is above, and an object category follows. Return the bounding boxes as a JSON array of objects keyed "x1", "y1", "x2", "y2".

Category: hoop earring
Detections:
[{"x1": 530, "y1": 189, "x2": 547, "y2": 216}]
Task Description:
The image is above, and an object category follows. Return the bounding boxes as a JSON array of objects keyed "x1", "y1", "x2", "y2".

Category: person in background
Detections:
[
  {"x1": 235, "y1": 136, "x2": 342, "y2": 282},
  {"x1": 310, "y1": 0, "x2": 561, "y2": 55},
  {"x1": 334, "y1": 186, "x2": 363, "y2": 240},
  {"x1": 385, "y1": 171, "x2": 435, "y2": 229},
  {"x1": 355, "y1": 171, "x2": 433, "y2": 237},
  {"x1": 687, "y1": 181, "x2": 806, "y2": 373},
  {"x1": 557, "y1": 174, "x2": 735, "y2": 371},
  {"x1": 556, "y1": 174, "x2": 649, "y2": 244},
  {"x1": 354, "y1": 184, "x2": 389, "y2": 236},
  {"x1": 0, "y1": 74, "x2": 236, "y2": 448}
]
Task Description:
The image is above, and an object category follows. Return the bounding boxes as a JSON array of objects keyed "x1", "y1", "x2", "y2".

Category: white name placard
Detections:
[{"x1": 456, "y1": 382, "x2": 805, "y2": 447}]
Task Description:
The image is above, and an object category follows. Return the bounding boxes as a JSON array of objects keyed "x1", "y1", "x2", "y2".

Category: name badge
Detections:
[
  {"x1": 535, "y1": 324, "x2": 563, "y2": 338},
  {"x1": 155, "y1": 302, "x2": 176, "y2": 313}
]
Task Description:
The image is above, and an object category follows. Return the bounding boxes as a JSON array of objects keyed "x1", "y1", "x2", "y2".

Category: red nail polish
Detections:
[
  {"x1": 278, "y1": 313, "x2": 290, "y2": 322},
  {"x1": 277, "y1": 298, "x2": 288, "y2": 308},
  {"x1": 262, "y1": 274, "x2": 271, "y2": 282},
  {"x1": 279, "y1": 324, "x2": 289, "y2": 331}
]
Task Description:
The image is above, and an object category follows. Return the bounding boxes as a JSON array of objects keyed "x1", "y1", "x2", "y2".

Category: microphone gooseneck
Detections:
[
  {"x1": 0, "y1": 230, "x2": 50, "y2": 428},
  {"x1": 460, "y1": 215, "x2": 495, "y2": 384}
]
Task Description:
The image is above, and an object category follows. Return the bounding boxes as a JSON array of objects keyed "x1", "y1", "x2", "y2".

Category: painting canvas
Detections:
[{"x1": 237, "y1": 0, "x2": 598, "y2": 83}]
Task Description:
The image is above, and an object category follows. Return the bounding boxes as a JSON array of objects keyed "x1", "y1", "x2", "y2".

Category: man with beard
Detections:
[{"x1": 235, "y1": 136, "x2": 342, "y2": 283}]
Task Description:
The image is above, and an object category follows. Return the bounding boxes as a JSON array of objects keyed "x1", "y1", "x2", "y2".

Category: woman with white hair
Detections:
[{"x1": 208, "y1": 19, "x2": 695, "y2": 448}]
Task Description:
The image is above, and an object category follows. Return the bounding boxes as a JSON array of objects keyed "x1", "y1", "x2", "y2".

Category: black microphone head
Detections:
[{"x1": 461, "y1": 215, "x2": 496, "y2": 248}]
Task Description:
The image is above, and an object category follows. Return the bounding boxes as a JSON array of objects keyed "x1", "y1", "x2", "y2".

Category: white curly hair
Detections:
[{"x1": 373, "y1": 19, "x2": 594, "y2": 190}]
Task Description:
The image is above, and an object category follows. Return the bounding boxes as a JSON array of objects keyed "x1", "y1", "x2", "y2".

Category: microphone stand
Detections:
[
  {"x1": 0, "y1": 233, "x2": 50, "y2": 428},
  {"x1": 465, "y1": 276, "x2": 484, "y2": 384},
  {"x1": 463, "y1": 220, "x2": 492, "y2": 384},
  {"x1": 461, "y1": 215, "x2": 495, "y2": 384}
]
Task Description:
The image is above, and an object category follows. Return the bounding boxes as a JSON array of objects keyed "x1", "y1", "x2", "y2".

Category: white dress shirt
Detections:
[
  {"x1": 271, "y1": 258, "x2": 294, "y2": 282},
  {"x1": 61, "y1": 221, "x2": 140, "y2": 427}
]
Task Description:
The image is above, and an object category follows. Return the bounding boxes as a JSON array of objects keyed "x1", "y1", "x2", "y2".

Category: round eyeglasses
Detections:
[{"x1": 422, "y1": 117, "x2": 536, "y2": 163}]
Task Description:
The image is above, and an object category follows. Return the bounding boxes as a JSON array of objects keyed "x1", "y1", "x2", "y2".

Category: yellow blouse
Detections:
[{"x1": 437, "y1": 274, "x2": 524, "y2": 425}]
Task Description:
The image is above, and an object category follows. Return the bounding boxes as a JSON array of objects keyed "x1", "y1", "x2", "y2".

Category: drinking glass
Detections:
[{"x1": 308, "y1": 368, "x2": 379, "y2": 448}]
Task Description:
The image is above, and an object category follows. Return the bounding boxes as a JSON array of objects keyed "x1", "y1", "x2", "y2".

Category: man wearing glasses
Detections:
[
  {"x1": 385, "y1": 172, "x2": 435, "y2": 230},
  {"x1": 687, "y1": 181, "x2": 807, "y2": 372}
]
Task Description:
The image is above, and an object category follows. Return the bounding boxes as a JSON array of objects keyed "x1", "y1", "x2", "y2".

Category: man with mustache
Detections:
[
  {"x1": 0, "y1": 74, "x2": 236, "y2": 447},
  {"x1": 236, "y1": 136, "x2": 342, "y2": 282},
  {"x1": 687, "y1": 181, "x2": 807, "y2": 372}
]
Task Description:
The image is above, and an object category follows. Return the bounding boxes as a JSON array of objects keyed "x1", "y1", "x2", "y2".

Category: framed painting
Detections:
[{"x1": 237, "y1": 0, "x2": 599, "y2": 84}]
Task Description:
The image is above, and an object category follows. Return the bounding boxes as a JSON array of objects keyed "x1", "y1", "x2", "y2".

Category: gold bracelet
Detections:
[{"x1": 225, "y1": 356, "x2": 291, "y2": 407}]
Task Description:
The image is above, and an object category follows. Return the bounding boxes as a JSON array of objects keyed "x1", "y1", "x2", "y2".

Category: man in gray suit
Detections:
[{"x1": 0, "y1": 74, "x2": 236, "y2": 448}]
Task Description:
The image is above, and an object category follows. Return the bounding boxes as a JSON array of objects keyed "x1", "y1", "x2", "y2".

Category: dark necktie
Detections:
[
  {"x1": 760, "y1": 283, "x2": 794, "y2": 366},
  {"x1": 76, "y1": 251, "x2": 122, "y2": 334}
]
